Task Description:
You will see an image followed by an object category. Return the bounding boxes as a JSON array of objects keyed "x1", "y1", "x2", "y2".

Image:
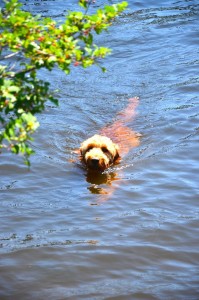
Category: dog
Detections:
[
  {"x1": 80, "y1": 97, "x2": 140, "y2": 172},
  {"x1": 80, "y1": 134, "x2": 120, "y2": 171}
]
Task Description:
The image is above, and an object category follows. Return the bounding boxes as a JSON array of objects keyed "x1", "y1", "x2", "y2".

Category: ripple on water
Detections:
[{"x1": 0, "y1": 0, "x2": 199, "y2": 299}]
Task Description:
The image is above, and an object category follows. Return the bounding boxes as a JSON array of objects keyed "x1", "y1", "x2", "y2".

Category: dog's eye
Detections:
[{"x1": 102, "y1": 147, "x2": 109, "y2": 153}]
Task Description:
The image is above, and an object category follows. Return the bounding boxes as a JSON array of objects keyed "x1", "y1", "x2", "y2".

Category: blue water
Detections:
[{"x1": 0, "y1": 1, "x2": 199, "y2": 299}]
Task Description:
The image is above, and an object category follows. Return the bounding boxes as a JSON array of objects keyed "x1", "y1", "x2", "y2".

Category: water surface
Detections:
[{"x1": 0, "y1": 0, "x2": 199, "y2": 299}]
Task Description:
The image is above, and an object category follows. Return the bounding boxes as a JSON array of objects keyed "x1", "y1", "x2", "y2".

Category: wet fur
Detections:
[{"x1": 80, "y1": 134, "x2": 120, "y2": 171}]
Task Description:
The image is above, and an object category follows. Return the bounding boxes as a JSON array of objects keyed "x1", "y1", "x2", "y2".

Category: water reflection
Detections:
[{"x1": 85, "y1": 169, "x2": 120, "y2": 195}]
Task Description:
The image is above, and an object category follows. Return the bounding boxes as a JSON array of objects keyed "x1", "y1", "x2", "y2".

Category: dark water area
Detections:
[{"x1": 0, "y1": 0, "x2": 199, "y2": 299}]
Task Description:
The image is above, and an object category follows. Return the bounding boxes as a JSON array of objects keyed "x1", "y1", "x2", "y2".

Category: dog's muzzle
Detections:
[{"x1": 90, "y1": 158, "x2": 100, "y2": 169}]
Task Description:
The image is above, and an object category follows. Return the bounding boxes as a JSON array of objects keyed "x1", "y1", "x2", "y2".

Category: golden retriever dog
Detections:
[
  {"x1": 80, "y1": 134, "x2": 120, "y2": 171},
  {"x1": 80, "y1": 97, "x2": 140, "y2": 172}
]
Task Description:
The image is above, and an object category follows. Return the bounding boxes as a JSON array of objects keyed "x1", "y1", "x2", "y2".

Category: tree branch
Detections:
[
  {"x1": 7, "y1": 66, "x2": 36, "y2": 78},
  {"x1": 1, "y1": 51, "x2": 20, "y2": 60}
]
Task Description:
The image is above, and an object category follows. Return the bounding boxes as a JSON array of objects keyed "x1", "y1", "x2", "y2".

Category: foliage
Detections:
[{"x1": 0, "y1": 0, "x2": 128, "y2": 165}]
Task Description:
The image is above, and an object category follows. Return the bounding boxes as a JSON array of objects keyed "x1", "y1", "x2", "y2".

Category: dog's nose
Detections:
[{"x1": 91, "y1": 158, "x2": 99, "y2": 166}]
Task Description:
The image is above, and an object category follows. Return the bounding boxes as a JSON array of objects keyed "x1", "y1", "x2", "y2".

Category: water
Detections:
[{"x1": 0, "y1": 0, "x2": 199, "y2": 299}]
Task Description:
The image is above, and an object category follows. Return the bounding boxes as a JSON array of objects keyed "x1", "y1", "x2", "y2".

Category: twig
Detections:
[
  {"x1": 0, "y1": 51, "x2": 20, "y2": 60},
  {"x1": 7, "y1": 66, "x2": 36, "y2": 78}
]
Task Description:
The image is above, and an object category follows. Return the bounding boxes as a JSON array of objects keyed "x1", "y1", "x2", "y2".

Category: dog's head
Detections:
[{"x1": 80, "y1": 134, "x2": 120, "y2": 171}]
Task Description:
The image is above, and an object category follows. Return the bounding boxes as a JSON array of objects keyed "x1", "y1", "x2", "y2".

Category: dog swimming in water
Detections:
[{"x1": 80, "y1": 97, "x2": 140, "y2": 172}]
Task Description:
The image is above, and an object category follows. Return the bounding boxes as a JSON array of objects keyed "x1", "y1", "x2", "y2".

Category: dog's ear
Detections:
[
  {"x1": 79, "y1": 142, "x2": 84, "y2": 155},
  {"x1": 80, "y1": 146, "x2": 84, "y2": 156},
  {"x1": 114, "y1": 144, "x2": 120, "y2": 160}
]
